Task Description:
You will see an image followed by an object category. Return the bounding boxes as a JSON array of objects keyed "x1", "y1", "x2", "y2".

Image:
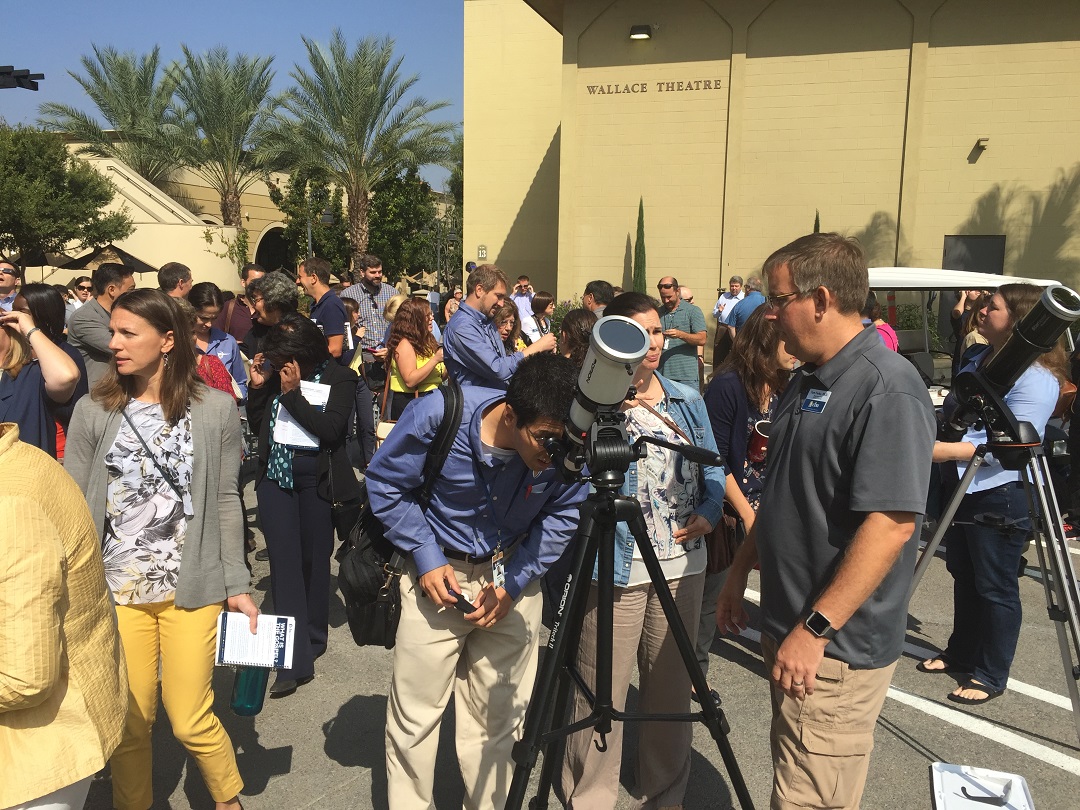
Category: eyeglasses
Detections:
[
  {"x1": 0, "y1": 268, "x2": 15, "y2": 276},
  {"x1": 657, "y1": 283, "x2": 675, "y2": 290},
  {"x1": 76, "y1": 285, "x2": 93, "y2": 291},
  {"x1": 524, "y1": 425, "x2": 560, "y2": 446},
  {"x1": 766, "y1": 290, "x2": 803, "y2": 308}
]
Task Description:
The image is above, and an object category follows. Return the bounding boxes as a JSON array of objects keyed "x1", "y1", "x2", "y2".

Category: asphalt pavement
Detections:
[{"x1": 83, "y1": 481, "x2": 1080, "y2": 809}]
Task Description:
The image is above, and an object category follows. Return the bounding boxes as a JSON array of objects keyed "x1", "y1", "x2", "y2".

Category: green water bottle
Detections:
[{"x1": 230, "y1": 666, "x2": 270, "y2": 716}]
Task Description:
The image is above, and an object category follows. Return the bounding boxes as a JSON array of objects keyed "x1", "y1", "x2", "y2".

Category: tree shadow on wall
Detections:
[
  {"x1": 957, "y1": 164, "x2": 1080, "y2": 286},
  {"x1": 623, "y1": 233, "x2": 633, "y2": 290},
  {"x1": 850, "y1": 210, "x2": 912, "y2": 267},
  {"x1": 495, "y1": 127, "x2": 560, "y2": 287}
]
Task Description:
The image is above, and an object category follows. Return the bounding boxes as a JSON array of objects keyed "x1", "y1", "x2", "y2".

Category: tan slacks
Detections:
[
  {"x1": 385, "y1": 559, "x2": 543, "y2": 810},
  {"x1": 760, "y1": 634, "x2": 896, "y2": 810},
  {"x1": 112, "y1": 601, "x2": 243, "y2": 810},
  {"x1": 561, "y1": 572, "x2": 705, "y2": 810}
]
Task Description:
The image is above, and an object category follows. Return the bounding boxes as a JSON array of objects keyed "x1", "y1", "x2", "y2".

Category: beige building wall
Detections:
[
  {"x1": 560, "y1": 0, "x2": 731, "y2": 302},
  {"x1": 465, "y1": 0, "x2": 1080, "y2": 311},
  {"x1": 909, "y1": 1, "x2": 1080, "y2": 280},
  {"x1": 464, "y1": 0, "x2": 563, "y2": 293}
]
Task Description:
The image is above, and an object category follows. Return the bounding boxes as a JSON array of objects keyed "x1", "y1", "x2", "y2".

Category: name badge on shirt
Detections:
[
  {"x1": 801, "y1": 388, "x2": 832, "y2": 413},
  {"x1": 491, "y1": 548, "x2": 506, "y2": 590}
]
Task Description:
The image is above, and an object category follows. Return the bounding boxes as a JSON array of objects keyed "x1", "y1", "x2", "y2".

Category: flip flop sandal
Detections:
[
  {"x1": 916, "y1": 654, "x2": 968, "y2": 675},
  {"x1": 947, "y1": 679, "x2": 1004, "y2": 705}
]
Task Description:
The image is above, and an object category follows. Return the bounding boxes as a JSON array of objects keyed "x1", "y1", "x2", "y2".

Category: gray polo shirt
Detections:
[{"x1": 757, "y1": 326, "x2": 936, "y2": 669}]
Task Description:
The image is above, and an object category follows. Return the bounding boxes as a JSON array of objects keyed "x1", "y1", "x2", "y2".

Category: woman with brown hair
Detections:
[
  {"x1": 697, "y1": 306, "x2": 796, "y2": 699},
  {"x1": 493, "y1": 301, "x2": 526, "y2": 355},
  {"x1": 920, "y1": 283, "x2": 1067, "y2": 705},
  {"x1": 65, "y1": 289, "x2": 256, "y2": 810},
  {"x1": 385, "y1": 298, "x2": 445, "y2": 419},
  {"x1": 559, "y1": 307, "x2": 596, "y2": 369}
]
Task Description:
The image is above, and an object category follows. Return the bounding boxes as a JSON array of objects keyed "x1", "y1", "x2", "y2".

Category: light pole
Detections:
[{"x1": 424, "y1": 217, "x2": 459, "y2": 293}]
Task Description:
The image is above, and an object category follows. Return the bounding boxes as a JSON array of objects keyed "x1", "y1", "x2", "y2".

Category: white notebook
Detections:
[{"x1": 215, "y1": 612, "x2": 296, "y2": 670}]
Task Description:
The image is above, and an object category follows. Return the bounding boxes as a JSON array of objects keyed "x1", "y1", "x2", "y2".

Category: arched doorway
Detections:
[{"x1": 255, "y1": 227, "x2": 289, "y2": 273}]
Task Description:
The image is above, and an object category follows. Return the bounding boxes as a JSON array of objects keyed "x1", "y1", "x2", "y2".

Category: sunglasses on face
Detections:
[
  {"x1": 0, "y1": 268, "x2": 16, "y2": 276},
  {"x1": 657, "y1": 283, "x2": 675, "y2": 290},
  {"x1": 77, "y1": 285, "x2": 93, "y2": 291}
]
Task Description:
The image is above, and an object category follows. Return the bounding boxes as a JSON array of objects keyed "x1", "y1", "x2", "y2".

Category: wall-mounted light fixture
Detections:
[
  {"x1": 975, "y1": 137, "x2": 989, "y2": 150},
  {"x1": 629, "y1": 24, "x2": 652, "y2": 40}
]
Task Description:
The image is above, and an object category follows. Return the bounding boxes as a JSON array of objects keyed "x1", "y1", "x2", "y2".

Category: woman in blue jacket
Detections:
[{"x1": 561, "y1": 292, "x2": 726, "y2": 809}]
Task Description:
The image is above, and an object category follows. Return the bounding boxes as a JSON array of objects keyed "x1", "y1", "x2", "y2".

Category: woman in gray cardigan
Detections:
[{"x1": 66, "y1": 289, "x2": 256, "y2": 810}]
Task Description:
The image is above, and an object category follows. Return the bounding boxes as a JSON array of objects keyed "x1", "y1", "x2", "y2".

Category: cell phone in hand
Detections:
[{"x1": 447, "y1": 590, "x2": 477, "y2": 614}]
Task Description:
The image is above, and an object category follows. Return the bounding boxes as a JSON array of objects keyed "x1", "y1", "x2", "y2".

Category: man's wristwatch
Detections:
[{"x1": 804, "y1": 610, "x2": 837, "y2": 641}]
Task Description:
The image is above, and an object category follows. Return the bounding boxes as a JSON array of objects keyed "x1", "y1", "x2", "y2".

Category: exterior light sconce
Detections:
[
  {"x1": 975, "y1": 137, "x2": 989, "y2": 150},
  {"x1": 629, "y1": 25, "x2": 652, "y2": 40}
]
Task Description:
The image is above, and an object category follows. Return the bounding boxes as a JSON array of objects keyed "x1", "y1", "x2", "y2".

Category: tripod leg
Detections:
[
  {"x1": 910, "y1": 448, "x2": 987, "y2": 599},
  {"x1": 616, "y1": 497, "x2": 756, "y2": 810},
  {"x1": 507, "y1": 500, "x2": 602, "y2": 810},
  {"x1": 1024, "y1": 455, "x2": 1080, "y2": 745}
]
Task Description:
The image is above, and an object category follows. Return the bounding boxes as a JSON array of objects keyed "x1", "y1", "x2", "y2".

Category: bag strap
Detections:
[
  {"x1": 418, "y1": 378, "x2": 463, "y2": 508},
  {"x1": 382, "y1": 378, "x2": 463, "y2": 575},
  {"x1": 121, "y1": 409, "x2": 185, "y2": 501},
  {"x1": 633, "y1": 396, "x2": 694, "y2": 446}
]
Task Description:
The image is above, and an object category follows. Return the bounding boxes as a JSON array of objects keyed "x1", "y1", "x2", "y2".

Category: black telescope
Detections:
[{"x1": 945, "y1": 284, "x2": 1080, "y2": 442}]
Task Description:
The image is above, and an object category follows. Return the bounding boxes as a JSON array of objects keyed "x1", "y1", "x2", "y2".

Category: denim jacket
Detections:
[{"x1": 598, "y1": 375, "x2": 727, "y2": 587}]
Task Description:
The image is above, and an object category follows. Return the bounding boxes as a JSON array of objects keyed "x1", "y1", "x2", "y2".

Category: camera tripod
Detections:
[
  {"x1": 911, "y1": 425, "x2": 1080, "y2": 746},
  {"x1": 506, "y1": 414, "x2": 754, "y2": 810}
]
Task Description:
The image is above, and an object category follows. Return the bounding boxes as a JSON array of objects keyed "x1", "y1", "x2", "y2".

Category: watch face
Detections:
[{"x1": 806, "y1": 612, "x2": 831, "y2": 637}]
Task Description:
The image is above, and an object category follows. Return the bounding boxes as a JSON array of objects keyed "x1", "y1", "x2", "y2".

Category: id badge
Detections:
[
  {"x1": 801, "y1": 388, "x2": 831, "y2": 413},
  {"x1": 491, "y1": 548, "x2": 506, "y2": 590}
]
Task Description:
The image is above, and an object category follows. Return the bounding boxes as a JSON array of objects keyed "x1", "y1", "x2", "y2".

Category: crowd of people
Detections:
[{"x1": 1, "y1": 232, "x2": 1075, "y2": 810}]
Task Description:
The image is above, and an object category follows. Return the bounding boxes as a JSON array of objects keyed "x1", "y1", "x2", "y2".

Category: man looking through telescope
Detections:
[
  {"x1": 366, "y1": 354, "x2": 587, "y2": 810},
  {"x1": 717, "y1": 233, "x2": 936, "y2": 810}
]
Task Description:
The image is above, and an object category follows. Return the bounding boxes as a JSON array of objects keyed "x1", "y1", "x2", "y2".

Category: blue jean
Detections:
[{"x1": 943, "y1": 481, "x2": 1029, "y2": 692}]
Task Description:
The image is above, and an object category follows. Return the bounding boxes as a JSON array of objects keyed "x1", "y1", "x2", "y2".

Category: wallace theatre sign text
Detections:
[{"x1": 585, "y1": 79, "x2": 722, "y2": 95}]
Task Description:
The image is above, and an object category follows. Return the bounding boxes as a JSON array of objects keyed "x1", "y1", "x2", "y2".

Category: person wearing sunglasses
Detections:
[
  {"x1": 65, "y1": 276, "x2": 94, "y2": 324},
  {"x1": 0, "y1": 262, "x2": 18, "y2": 313}
]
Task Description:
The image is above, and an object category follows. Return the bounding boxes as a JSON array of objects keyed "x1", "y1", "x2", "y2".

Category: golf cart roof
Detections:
[{"x1": 868, "y1": 267, "x2": 1059, "y2": 291}]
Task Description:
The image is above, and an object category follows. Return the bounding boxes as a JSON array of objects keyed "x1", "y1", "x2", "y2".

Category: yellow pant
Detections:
[{"x1": 111, "y1": 601, "x2": 243, "y2": 810}]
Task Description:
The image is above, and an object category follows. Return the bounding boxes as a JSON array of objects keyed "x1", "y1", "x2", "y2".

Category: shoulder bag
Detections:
[{"x1": 334, "y1": 378, "x2": 463, "y2": 648}]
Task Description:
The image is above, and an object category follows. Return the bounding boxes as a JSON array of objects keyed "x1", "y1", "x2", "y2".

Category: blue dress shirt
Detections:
[
  {"x1": 442, "y1": 302, "x2": 523, "y2": 389},
  {"x1": 366, "y1": 386, "x2": 588, "y2": 599}
]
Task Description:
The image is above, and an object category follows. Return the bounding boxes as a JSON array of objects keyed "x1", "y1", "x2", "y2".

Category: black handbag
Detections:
[{"x1": 334, "y1": 379, "x2": 463, "y2": 648}]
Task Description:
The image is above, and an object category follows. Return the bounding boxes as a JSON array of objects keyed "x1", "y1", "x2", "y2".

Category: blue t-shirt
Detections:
[
  {"x1": 310, "y1": 290, "x2": 347, "y2": 340},
  {"x1": 728, "y1": 291, "x2": 766, "y2": 331}
]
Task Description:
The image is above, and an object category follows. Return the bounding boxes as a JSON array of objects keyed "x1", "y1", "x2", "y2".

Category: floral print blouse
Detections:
[
  {"x1": 624, "y1": 401, "x2": 701, "y2": 561},
  {"x1": 101, "y1": 401, "x2": 194, "y2": 604}
]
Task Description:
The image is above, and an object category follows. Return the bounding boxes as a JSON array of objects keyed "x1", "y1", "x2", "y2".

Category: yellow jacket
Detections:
[{"x1": 0, "y1": 423, "x2": 127, "y2": 806}]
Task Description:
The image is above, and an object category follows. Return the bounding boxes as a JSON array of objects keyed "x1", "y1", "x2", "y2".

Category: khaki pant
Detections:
[
  {"x1": 112, "y1": 601, "x2": 243, "y2": 810},
  {"x1": 561, "y1": 572, "x2": 705, "y2": 810},
  {"x1": 760, "y1": 635, "x2": 896, "y2": 810},
  {"x1": 385, "y1": 560, "x2": 543, "y2": 810}
]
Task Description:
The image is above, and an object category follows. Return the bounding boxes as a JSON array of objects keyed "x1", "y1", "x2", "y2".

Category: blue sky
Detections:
[{"x1": 0, "y1": 0, "x2": 463, "y2": 188}]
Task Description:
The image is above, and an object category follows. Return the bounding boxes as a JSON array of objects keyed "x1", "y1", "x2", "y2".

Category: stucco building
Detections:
[{"x1": 464, "y1": 0, "x2": 1080, "y2": 309}]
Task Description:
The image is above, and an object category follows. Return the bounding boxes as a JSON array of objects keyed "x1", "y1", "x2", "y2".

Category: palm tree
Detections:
[
  {"x1": 259, "y1": 30, "x2": 456, "y2": 271},
  {"x1": 170, "y1": 46, "x2": 276, "y2": 225},
  {"x1": 37, "y1": 45, "x2": 180, "y2": 189}
]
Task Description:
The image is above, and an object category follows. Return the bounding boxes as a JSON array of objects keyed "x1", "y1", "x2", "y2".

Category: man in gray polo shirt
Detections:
[{"x1": 717, "y1": 233, "x2": 935, "y2": 810}]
